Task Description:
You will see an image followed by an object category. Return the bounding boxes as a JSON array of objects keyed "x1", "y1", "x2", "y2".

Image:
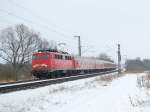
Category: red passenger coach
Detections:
[{"x1": 32, "y1": 49, "x2": 116, "y2": 79}]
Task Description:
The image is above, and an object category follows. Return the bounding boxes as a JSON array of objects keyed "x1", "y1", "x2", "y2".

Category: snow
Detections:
[{"x1": 0, "y1": 73, "x2": 150, "y2": 112}]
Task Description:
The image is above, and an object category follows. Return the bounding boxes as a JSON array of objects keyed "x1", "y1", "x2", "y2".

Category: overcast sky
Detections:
[{"x1": 0, "y1": 0, "x2": 150, "y2": 62}]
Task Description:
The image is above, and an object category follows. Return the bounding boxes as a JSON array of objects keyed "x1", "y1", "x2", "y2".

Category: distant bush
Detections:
[{"x1": 137, "y1": 72, "x2": 150, "y2": 88}]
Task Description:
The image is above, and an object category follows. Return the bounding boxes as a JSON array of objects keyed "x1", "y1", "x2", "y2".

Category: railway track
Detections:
[{"x1": 0, "y1": 70, "x2": 117, "y2": 94}]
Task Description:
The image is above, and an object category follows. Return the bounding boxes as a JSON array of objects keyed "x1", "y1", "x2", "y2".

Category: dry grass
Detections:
[
  {"x1": 137, "y1": 72, "x2": 150, "y2": 88},
  {"x1": 49, "y1": 86, "x2": 68, "y2": 94},
  {"x1": 0, "y1": 80, "x2": 16, "y2": 83},
  {"x1": 95, "y1": 73, "x2": 118, "y2": 82},
  {"x1": 47, "y1": 73, "x2": 119, "y2": 94}
]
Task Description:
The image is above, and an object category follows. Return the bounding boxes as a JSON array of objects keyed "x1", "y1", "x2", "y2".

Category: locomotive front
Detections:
[{"x1": 32, "y1": 51, "x2": 52, "y2": 78}]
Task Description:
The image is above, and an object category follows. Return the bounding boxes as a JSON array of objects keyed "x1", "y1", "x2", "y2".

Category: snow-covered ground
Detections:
[{"x1": 0, "y1": 73, "x2": 150, "y2": 112}]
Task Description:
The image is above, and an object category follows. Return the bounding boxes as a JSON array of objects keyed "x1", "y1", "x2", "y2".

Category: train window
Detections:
[
  {"x1": 55, "y1": 55, "x2": 58, "y2": 59},
  {"x1": 65, "y1": 56, "x2": 71, "y2": 60},
  {"x1": 55, "y1": 54, "x2": 63, "y2": 59},
  {"x1": 33, "y1": 54, "x2": 49, "y2": 59},
  {"x1": 59, "y1": 55, "x2": 63, "y2": 59},
  {"x1": 69, "y1": 56, "x2": 71, "y2": 60},
  {"x1": 65, "y1": 56, "x2": 69, "y2": 60},
  {"x1": 65, "y1": 56, "x2": 67, "y2": 60}
]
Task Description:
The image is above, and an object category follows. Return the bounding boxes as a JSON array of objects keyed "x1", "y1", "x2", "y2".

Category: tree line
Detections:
[{"x1": 126, "y1": 57, "x2": 150, "y2": 72}]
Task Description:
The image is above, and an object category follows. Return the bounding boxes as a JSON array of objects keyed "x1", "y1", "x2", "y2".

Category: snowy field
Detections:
[{"x1": 0, "y1": 73, "x2": 150, "y2": 112}]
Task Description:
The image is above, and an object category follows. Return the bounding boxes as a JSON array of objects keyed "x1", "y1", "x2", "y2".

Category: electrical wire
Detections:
[
  {"x1": 0, "y1": 8, "x2": 73, "y2": 39},
  {"x1": 6, "y1": 0, "x2": 74, "y2": 38}
]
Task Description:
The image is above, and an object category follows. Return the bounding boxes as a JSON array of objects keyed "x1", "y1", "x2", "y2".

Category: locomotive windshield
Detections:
[
  {"x1": 32, "y1": 54, "x2": 49, "y2": 60},
  {"x1": 41, "y1": 54, "x2": 49, "y2": 59}
]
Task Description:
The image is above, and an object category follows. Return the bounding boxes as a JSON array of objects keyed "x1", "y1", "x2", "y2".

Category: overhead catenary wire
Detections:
[
  {"x1": 0, "y1": 8, "x2": 73, "y2": 39},
  {"x1": 0, "y1": 1, "x2": 95, "y2": 56},
  {"x1": 6, "y1": 0, "x2": 74, "y2": 38},
  {"x1": 1, "y1": 1, "x2": 95, "y2": 54},
  {"x1": 0, "y1": 9, "x2": 79, "y2": 53}
]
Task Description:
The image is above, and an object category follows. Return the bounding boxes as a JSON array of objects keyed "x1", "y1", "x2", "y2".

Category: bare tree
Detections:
[
  {"x1": 38, "y1": 38, "x2": 50, "y2": 50},
  {"x1": 38, "y1": 39, "x2": 58, "y2": 51},
  {"x1": 49, "y1": 40, "x2": 57, "y2": 50},
  {"x1": 0, "y1": 24, "x2": 42, "y2": 80}
]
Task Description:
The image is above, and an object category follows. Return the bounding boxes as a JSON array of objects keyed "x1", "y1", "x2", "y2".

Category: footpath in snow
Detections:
[{"x1": 0, "y1": 73, "x2": 150, "y2": 112}]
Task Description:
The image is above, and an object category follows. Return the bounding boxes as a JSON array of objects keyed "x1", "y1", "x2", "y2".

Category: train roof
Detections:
[
  {"x1": 33, "y1": 49, "x2": 115, "y2": 64},
  {"x1": 74, "y1": 56, "x2": 115, "y2": 64},
  {"x1": 33, "y1": 49, "x2": 70, "y2": 56},
  {"x1": 38, "y1": 49, "x2": 69, "y2": 54}
]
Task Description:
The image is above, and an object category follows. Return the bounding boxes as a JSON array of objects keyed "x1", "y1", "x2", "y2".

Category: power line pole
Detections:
[
  {"x1": 74, "y1": 36, "x2": 81, "y2": 56},
  {"x1": 118, "y1": 44, "x2": 121, "y2": 75}
]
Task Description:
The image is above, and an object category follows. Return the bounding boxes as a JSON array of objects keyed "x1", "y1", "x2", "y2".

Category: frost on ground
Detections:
[{"x1": 0, "y1": 72, "x2": 150, "y2": 112}]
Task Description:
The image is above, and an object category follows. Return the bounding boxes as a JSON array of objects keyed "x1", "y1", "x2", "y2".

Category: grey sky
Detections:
[{"x1": 0, "y1": 0, "x2": 150, "y2": 62}]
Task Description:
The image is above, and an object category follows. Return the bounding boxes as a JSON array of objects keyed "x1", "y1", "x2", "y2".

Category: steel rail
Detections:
[
  {"x1": 0, "y1": 79, "x2": 38, "y2": 86},
  {"x1": 0, "y1": 70, "x2": 117, "y2": 93}
]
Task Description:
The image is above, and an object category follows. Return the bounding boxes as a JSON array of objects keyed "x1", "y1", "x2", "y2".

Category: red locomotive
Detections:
[{"x1": 32, "y1": 49, "x2": 116, "y2": 78}]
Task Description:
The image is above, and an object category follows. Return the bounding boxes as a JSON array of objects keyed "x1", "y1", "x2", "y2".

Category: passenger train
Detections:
[{"x1": 32, "y1": 49, "x2": 116, "y2": 78}]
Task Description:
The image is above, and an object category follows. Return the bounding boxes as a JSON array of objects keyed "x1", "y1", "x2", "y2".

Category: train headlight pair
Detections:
[{"x1": 33, "y1": 64, "x2": 48, "y2": 68}]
